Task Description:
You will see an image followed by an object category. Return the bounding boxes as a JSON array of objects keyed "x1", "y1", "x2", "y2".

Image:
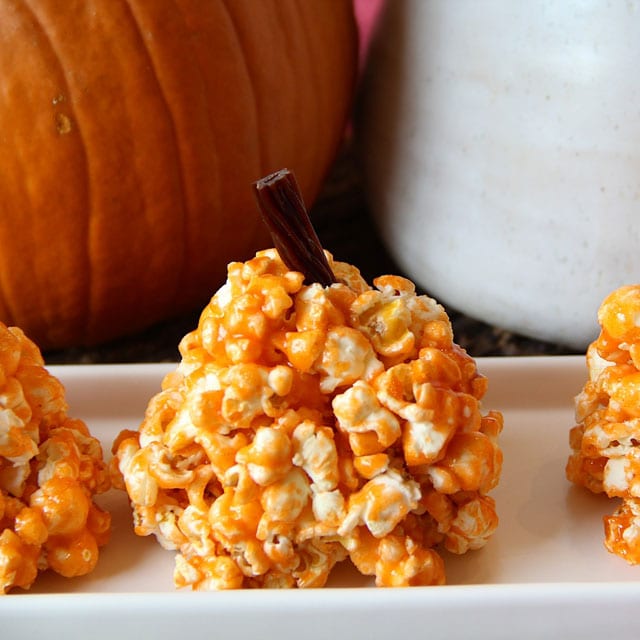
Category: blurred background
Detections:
[
  {"x1": 44, "y1": 136, "x2": 576, "y2": 365},
  {"x1": 44, "y1": 0, "x2": 581, "y2": 364}
]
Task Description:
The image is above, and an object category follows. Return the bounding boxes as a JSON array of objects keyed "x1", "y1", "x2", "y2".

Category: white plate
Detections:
[{"x1": 2, "y1": 356, "x2": 639, "y2": 639}]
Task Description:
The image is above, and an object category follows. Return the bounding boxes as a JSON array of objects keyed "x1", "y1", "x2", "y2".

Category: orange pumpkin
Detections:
[{"x1": 0, "y1": 0, "x2": 357, "y2": 349}]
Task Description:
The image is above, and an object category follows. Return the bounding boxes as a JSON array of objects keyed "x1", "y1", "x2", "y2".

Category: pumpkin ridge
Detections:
[
  {"x1": 118, "y1": 0, "x2": 190, "y2": 316},
  {"x1": 166, "y1": 20, "x2": 223, "y2": 315},
  {"x1": 217, "y1": 0, "x2": 280, "y2": 265},
  {"x1": 14, "y1": 0, "x2": 93, "y2": 344},
  {"x1": 219, "y1": 0, "x2": 264, "y2": 174},
  {"x1": 295, "y1": 3, "x2": 358, "y2": 191},
  {"x1": 73, "y1": 0, "x2": 187, "y2": 345},
  {"x1": 288, "y1": 0, "x2": 321, "y2": 179}
]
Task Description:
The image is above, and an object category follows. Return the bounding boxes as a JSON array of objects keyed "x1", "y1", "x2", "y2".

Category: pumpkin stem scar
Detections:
[{"x1": 253, "y1": 168, "x2": 336, "y2": 287}]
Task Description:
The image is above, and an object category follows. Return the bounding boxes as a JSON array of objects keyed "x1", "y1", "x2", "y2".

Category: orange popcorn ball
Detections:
[
  {"x1": 0, "y1": 324, "x2": 110, "y2": 593},
  {"x1": 113, "y1": 247, "x2": 503, "y2": 589},
  {"x1": 567, "y1": 283, "x2": 640, "y2": 563}
]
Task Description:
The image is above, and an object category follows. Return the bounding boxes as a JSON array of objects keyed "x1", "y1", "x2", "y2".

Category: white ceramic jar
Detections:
[{"x1": 356, "y1": 0, "x2": 640, "y2": 349}]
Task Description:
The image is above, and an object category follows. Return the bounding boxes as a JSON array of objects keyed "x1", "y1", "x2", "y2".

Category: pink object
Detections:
[{"x1": 354, "y1": 0, "x2": 384, "y2": 69}]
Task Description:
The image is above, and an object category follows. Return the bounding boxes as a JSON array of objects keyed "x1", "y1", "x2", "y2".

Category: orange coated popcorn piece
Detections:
[
  {"x1": 0, "y1": 324, "x2": 110, "y2": 593},
  {"x1": 113, "y1": 249, "x2": 503, "y2": 589}
]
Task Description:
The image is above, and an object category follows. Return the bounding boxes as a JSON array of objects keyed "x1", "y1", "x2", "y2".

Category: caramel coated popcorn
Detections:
[
  {"x1": 0, "y1": 324, "x2": 111, "y2": 593},
  {"x1": 567, "y1": 285, "x2": 640, "y2": 563},
  {"x1": 113, "y1": 249, "x2": 503, "y2": 589}
]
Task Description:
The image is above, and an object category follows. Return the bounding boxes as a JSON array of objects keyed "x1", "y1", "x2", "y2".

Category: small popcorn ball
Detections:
[
  {"x1": 567, "y1": 284, "x2": 640, "y2": 563},
  {"x1": 0, "y1": 324, "x2": 111, "y2": 594},
  {"x1": 112, "y1": 169, "x2": 503, "y2": 589}
]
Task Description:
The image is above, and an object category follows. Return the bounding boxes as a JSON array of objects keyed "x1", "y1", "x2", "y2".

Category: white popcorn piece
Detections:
[
  {"x1": 338, "y1": 470, "x2": 421, "y2": 538},
  {"x1": 291, "y1": 420, "x2": 339, "y2": 491}
]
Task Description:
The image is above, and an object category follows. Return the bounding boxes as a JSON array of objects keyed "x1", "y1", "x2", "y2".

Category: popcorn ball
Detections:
[
  {"x1": 113, "y1": 248, "x2": 503, "y2": 589},
  {"x1": 0, "y1": 323, "x2": 111, "y2": 593},
  {"x1": 567, "y1": 284, "x2": 640, "y2": 563}
]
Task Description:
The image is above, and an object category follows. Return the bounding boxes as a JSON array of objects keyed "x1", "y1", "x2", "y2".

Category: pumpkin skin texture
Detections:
[{"x1": 0, "y1": 0, "x2": 357, "y2": 349}]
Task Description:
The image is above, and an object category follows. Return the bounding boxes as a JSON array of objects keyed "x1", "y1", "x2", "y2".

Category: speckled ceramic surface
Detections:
[{"x1": 357, "y1": 1, "x2": 640, "y2": 350}]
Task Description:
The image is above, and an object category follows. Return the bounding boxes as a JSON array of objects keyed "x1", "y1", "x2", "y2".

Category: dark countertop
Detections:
[{"x1": 43, "y1": 143, "x2": 577, "y2": 365}]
